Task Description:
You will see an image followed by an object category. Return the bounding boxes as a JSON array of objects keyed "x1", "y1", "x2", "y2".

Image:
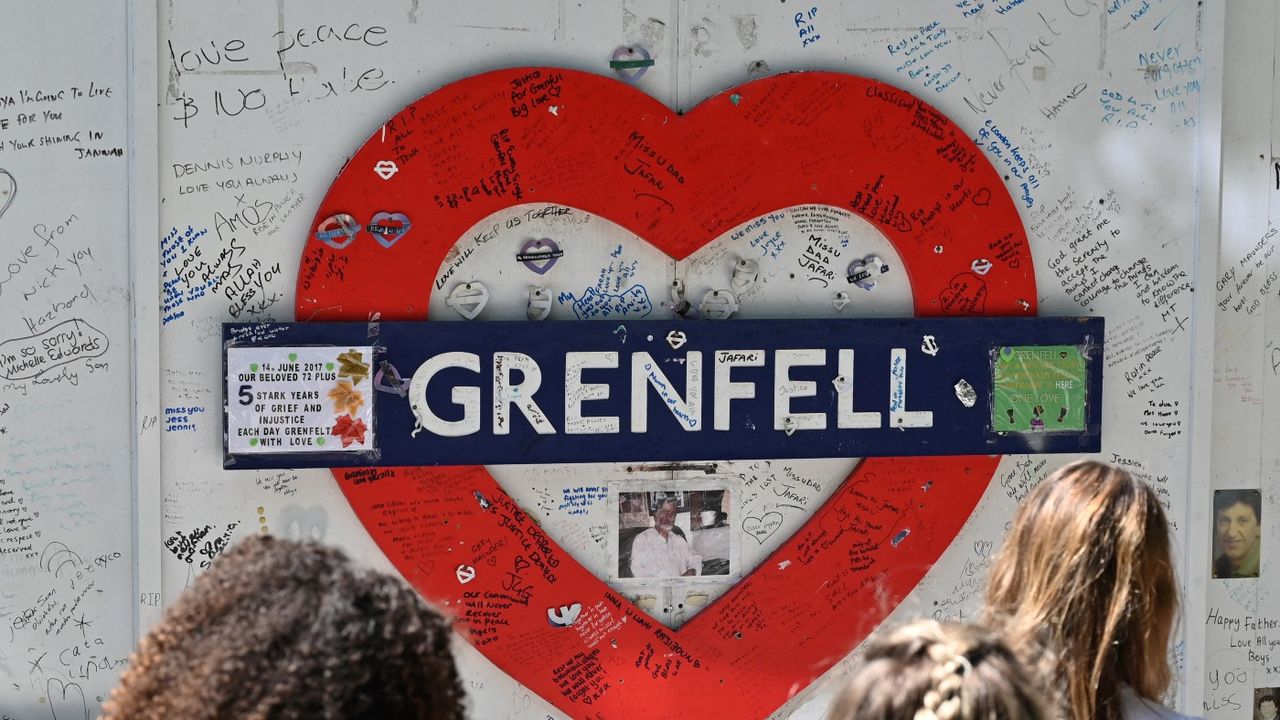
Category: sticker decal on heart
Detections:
[
  {"x1": 297, "y1": 68, "x2": 1037, "y2": 719},
  {"x1": 610, "y1": 46, "x2": 654, "y2": 82},
  {"x1": 445, "y1": 282, "x2": 489, "y2": 320},
  {"x1": 374, "y1": 160, "x2": 399, "y2": 180},
  {"x1": 314, "y1": 213, "x2": 360, "y2": 250},
  {"x1": 517, "y1": 237, "x2": 563, "y2": 274},
  {"x1": 368, "y1": 211, "x2": 411, "y2": 248}
]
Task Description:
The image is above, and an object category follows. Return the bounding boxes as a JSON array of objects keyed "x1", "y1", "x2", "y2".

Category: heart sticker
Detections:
[
  {"x1": 373, "y1": 160, "x2": 399, "y2": 180},
  {"x1": 610, "y1": 46, "x2": 654, "y2": 82},
  {"x1": 446, "y1": 282, "x2": 489, "y2": 320},
  {"x1": 373, "y1": 361, "x2": 408, "y2": 397},
  {"x1": 527, "y1": 287, "x2": 552, "y2": 321},
  {"x1": 297, "y1": 68, "x2": 1036, "y2": 719},
  {"x1": 368, "y1": 211, "x2": 411, "y2": 248},
  {"x1": 547, "y1": 603, "x2": 583, "y2": 627},
  {"x1": 698, "y1": 289, "x2": 738, "y2": 319},
  {"x1": 517, "y1": 237, "x2": 563, "y2": 275},
  {"x1": 314, "y1": 213, "x2": 360, "y2": 250},
  {"x1": 731, "y1": 258, "x2": 760, "y2": 293}
]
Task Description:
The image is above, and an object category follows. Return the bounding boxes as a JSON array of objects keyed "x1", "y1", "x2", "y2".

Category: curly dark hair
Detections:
[{"x1": 101, "y1": 534, "x2": 466, "y2": 720}]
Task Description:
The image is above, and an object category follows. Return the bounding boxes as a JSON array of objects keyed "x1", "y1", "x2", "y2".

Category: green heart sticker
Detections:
[
  {"x1": 249, "y1": 438, "x2": 258, "y2": 447},
  {"x1": 316, "y1": 437, "x2": 326, "y2": 446},
  {"x1": 250, "y1": 363, "x2": 259, "y2": 372},
  {"x1": 289, "y1": 353, "x2": 298, "y2": 362},
  {"x1": 326, "y1": 362, "x2": 335, "y2": 371}
]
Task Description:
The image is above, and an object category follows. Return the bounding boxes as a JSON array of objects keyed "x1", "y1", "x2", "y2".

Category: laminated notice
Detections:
[
  {"x1": 227, "y1": 345, "x2": 375, "y2": 454},
  {"x1": 991, "y1": 344, "x2": 1087, "y2": 433}
]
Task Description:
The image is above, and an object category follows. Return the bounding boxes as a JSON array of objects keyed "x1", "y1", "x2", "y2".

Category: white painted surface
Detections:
[{"x1": 5, "y1": 1, "x2": 1265, "y2": 717}]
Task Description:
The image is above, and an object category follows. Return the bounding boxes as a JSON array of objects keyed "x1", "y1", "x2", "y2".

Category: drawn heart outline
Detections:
[
  {"x1": 742, "y1": 511, "x2": 784, "y2": 545},
  {"x1": 297, "y1": 69, "x2": 1036, "y2": 719},
  {"x1": 940, "y1": 272, "x2": 990, "y2": 316}
]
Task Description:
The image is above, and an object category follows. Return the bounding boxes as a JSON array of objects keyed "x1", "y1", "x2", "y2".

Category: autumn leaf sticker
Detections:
[
  {"x1": 327, "y1": 380, "x2": 364, "y2": 415},
  {"x1": 330, "y1": 415, "x2": 368, "y2": 448},
  {"x1": 337, "y1": 350, "x2": 370, "y2": 385}
]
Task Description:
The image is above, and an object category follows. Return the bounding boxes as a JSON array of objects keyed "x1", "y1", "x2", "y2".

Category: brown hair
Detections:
[
  {"x1": 827, "y1": 619, "x2": 1048, "y2": 720},
  {"x1": 1214, "y1": 488, "x2": 1261, "y2": 521},
  {"x1": 983, "y1": 460, "x2": 1178, "y2": 720},
  {"x1": 101, "y1": 535, "x2": 465, "y2": 720}
]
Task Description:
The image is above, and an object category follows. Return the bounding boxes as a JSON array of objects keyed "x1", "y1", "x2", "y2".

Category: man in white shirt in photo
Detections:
[{"x1": 629, "y1": 497, "x2": 701, "y2": 578}]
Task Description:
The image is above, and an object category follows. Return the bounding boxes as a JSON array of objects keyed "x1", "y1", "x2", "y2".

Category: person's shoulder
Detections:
[
  {"x1": 1212, "y1": 553, "x2": 1232, "y2": 578},
  {"x1": 1120, "y1": 686, "x2": 1204, "y2": 720}
]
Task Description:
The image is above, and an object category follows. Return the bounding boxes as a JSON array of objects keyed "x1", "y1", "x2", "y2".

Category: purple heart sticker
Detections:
[
  {"x1": 517, "y1": 238, "x2": 563, "y2": 275},
  {"x1": 368, "y1": 212, "x2": 411, "y2": 249},
  {"x1": 610, "y1": 46, "x2": 653, "y2": 83},
  {"x1": 314, "y1": 214, "x2": 360, "y2": 250},
  {"x1": 374, "y1": 361, "x2": 408, "y2": 397}
]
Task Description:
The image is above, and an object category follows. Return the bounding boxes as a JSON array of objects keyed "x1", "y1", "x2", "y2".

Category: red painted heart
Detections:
[{"x1": 296, "y1": 68, "x2": 1036, "y2": 719}]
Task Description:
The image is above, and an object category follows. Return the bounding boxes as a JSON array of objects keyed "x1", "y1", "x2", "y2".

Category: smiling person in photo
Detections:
[{"x1": 1213, "y1": 489, "x2": 1262, "y2": 579}]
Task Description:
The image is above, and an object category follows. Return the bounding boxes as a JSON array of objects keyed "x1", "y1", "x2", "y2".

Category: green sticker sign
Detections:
[{"x1": 992, "y1": 345, "x2": 1088, "y2": 433}]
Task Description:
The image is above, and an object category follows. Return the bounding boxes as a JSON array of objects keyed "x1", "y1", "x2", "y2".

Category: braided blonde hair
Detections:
[{"x1": 827, "y1": 620, "x2": 1047, "y2": 720}]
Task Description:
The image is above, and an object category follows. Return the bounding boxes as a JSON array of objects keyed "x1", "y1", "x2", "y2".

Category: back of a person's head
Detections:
[
  {"x1": 102, "y1": 534, "x2": 465, "y2": 720},
  {"x1": 983, "y1": 459, "x2": 1178, "y2": 720},
  {"x1": 826, "y1": 620, "x2": 1047, "y2": 720}
]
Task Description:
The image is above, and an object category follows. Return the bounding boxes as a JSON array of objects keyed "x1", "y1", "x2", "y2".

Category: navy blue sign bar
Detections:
[{"x1": 223, "y1": 317, "x2": 1103, "y2": 470}]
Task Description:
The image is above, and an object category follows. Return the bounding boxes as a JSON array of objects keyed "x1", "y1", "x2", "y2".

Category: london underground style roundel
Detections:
[{"x1": 282, "y1": 68, "x2": 1096, "y2": 719}]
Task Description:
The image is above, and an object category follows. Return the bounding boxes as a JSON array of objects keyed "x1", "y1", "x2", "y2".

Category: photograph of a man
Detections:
[
  {"x1": 1255, "y1": 689, "x2": 1279, "y2": 720},
  {"x1": 629, "y1": 495, "x2": 702, "y2": 578},
  {"x1": 1213, "y1": 489, "x2": 1262, "y2": 579}
]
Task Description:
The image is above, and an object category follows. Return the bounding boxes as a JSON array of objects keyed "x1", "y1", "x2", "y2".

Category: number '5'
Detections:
[{"x1": 239, "y1": 385, "x2": 254, "y2": 405}]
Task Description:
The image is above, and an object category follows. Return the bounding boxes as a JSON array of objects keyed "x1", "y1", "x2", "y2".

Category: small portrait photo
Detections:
[
  {"x1": 617, "y1": 489, "x2": 731, "y2": 579},
  {"x1": 1255, "y1": 688, "x2": 1280, "y2": 720},
  {"x1": 1212, "y1": 489, "x2": 1262, "y2": 579}
]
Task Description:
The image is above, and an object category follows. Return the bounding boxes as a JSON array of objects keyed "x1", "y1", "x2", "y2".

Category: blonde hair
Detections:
[
  {"x1": 827, "y1": 620, "x2": 1048, "y2": 720},
  {"x1": 983, "y1": 460, "x2": 1178, "y2": 720}
]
